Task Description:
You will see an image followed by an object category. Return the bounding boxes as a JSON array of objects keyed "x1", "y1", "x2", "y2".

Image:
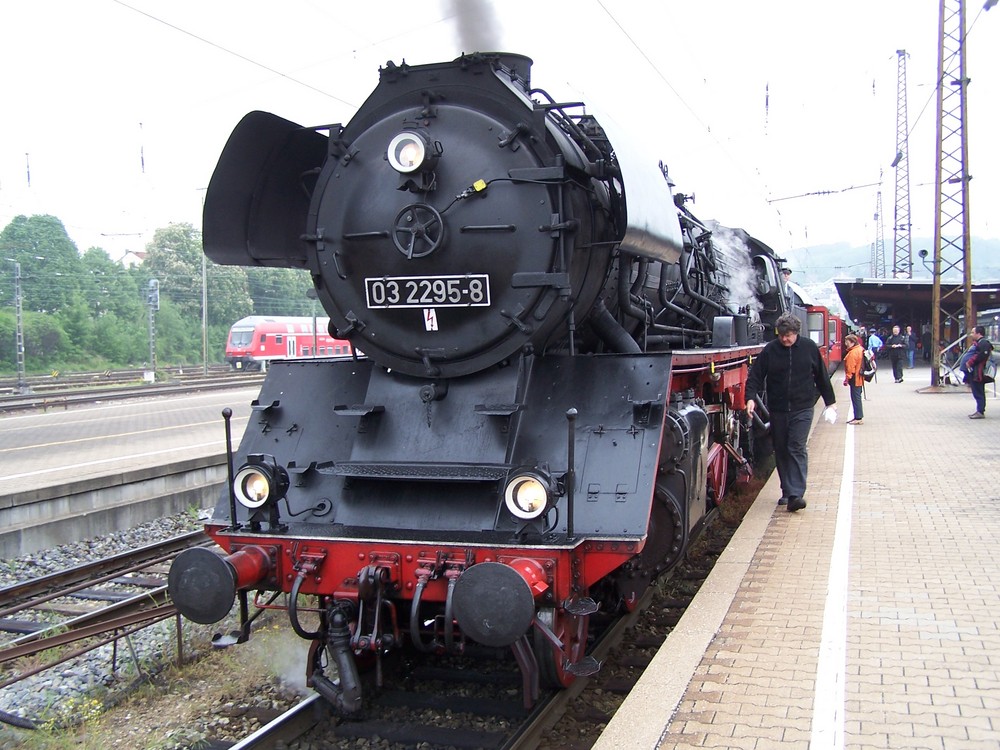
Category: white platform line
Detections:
[{"x1": 810, "y1": 425, "x2": 855, "y2": 749}]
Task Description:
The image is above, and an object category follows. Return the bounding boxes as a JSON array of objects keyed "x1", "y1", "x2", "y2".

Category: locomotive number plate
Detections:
[{"x1": 365, "y1": 274, "x2": 491, "y2": 309}]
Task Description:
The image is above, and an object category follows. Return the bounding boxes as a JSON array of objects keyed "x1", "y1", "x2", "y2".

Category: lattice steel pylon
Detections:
[
  {"x1": 892, "y1": 50, "x2": 913, "y2": 278},
  {"x1": 930, "y1": 0, "x2": 974, "y2": 386},
  {"x1": 871, "y1": 189, "x2": 886, "y2": 278}
]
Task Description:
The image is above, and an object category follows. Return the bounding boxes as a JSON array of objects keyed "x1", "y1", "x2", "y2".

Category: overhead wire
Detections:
[
  {"x1": 110, "y1": 0, "x2": 356, "y2": 107},
  {"x1": 592, "y1": 0, "x2": 792, "y2": 240}
]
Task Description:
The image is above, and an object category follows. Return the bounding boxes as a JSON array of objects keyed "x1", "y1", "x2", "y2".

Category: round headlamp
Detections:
[
  {"x1": 387, "y1": 131, "x2": 430, "y2": 174},
  {"x1": 233, "y1": 458, "x2": 288, "y2": 510},
  {"x1": 504, "y1": 473, "x2": 551, "y2": 520}
]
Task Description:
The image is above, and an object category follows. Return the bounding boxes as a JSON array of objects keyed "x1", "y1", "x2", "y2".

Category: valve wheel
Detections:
[{"x1": 392, "y1": 203, "x2": 444, "y2": 259}]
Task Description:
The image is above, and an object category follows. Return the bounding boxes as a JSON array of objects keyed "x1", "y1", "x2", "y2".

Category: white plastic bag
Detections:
[{"x1": 822, "y1": 406, "x2": 837, "y2": 424}]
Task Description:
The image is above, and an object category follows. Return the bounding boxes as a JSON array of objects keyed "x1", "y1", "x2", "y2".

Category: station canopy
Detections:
[{"x1": 833, "y1": 278, "x2": 1000, "y2": 329}]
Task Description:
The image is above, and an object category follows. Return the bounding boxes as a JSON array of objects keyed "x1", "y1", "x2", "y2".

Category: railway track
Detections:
[
  {"x1": 0, "y1": 530, "x2": 213, "y2": 691},
  {"x1": 0, "y1": 365, "x2": 232, "y2": 393},
  {"x1": 0, "y1": 498, "x2": 752, "y2": 745},
  {"x1": 222, "y1": 607, "x2": 646, "y2": 750},
  {"x1": 212, "y1": 520, "x2": 730, "y2": 750},
  {"x1": 0, "y1": 369, "x2": 264, "y2": 413}
]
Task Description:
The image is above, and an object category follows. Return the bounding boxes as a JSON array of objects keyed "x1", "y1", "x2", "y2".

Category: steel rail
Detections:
[
  {"x1": 0, "y1": 375, "x2": 264, "y2": 413},
  {"x1": 1, "y1": 591, "x2": 175, "y2": 665},
  {"x1": 0, "y1": 530, "x2": 212, "y2": 618},
  {"x1": 0, "y1": 601, "x2": 179, "y2": 690},
  {"x1": 227, "y1": 695, "x2": 323, "y2": 750},
  {"x1": 0, "y1": 532, "x2": 217, "y2": 690}
]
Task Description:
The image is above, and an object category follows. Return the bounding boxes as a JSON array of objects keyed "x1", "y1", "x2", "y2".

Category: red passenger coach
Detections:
[
  {"x1": 225, "y1": 316, "x2": 355, "y2": 370},
  {"x1": 805, "y1": 306, "x2": 845, "y2": 373}
]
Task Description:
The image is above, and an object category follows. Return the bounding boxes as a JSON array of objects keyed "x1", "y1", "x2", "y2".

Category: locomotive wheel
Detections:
[{"x1": 533, "y1": 607, "x2": 589, "y2": 689}]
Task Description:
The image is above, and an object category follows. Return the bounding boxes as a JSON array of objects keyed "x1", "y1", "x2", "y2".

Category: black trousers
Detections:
[
  {"x1": 891, "y1": 357, "x2": 904, "y2": 381},
  {"x1": 770, "y1": 408, "x2": 813, "y2": 499}
]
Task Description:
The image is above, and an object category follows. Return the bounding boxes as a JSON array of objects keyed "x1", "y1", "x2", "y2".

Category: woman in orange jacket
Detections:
[{"x1": 843, "y1": 333, "x2": 865, "y2": 425}]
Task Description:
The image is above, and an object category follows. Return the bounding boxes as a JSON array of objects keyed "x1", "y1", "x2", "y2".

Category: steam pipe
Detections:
[
  {"x1": 679, "y1": 245, "x2": 724, "y2": 313},
  {"x1": 590, "y1": 299, "x2": 641, "y2": 354},
  {"x1": 645, "y1": 332, "x2": 711, "y2": 346},
  {"x1": 310, "y1": 609, "x2": 363, "y2": 715},
  {"x1": 616, "y1": 255, "x2": 650, "y2": 324},
  {"x1": 630, "y1": 257, "x2": 649, "y2": 296},
  {"x1": 658, "y1": 271, "x2": 706, "y2": 328}
]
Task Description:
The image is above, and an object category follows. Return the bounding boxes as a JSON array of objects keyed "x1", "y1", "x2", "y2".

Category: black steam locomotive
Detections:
[{"x1": 169, "y1": 52, "x2": 791, "y2": 712}]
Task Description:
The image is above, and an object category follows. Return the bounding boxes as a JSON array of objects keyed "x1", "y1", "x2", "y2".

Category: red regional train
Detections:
[{"x1": 224, "y1": 316, "x2": 356, "y2": 370}]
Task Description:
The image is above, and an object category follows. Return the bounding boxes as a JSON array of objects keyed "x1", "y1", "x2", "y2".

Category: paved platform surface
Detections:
[{"x1": 595, "y1": 363, "x2": 1000, "y2": 750}]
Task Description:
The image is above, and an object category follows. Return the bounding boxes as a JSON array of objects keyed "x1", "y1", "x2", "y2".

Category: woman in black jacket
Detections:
[{"x1": 745, "y1": 314, "x2": 837, "y2": 512}]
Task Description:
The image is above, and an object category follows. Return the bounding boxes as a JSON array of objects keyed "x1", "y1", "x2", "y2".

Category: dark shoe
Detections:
[
  {"x1": 787, "y1": 496, "x2": 806, "y2": 512},
  {"x1": 778, "y1": 496, "x2": 788, "y2": 506},
  {"x1": 970, "y1": 412, "x2": 985, "y2": 420}
]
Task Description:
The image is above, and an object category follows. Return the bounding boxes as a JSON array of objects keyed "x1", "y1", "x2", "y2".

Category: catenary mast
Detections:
[
  {"x1": 930, "y1": 0, "x2": 974, "y2": 385},
  {"x1": 892, "y1": 50, "x2": 913, "y2": 279},
  {"x1": 871, "y1": 190, "x2": 886, "y2": 278}
]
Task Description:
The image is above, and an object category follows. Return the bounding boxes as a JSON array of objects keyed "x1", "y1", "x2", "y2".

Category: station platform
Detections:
[{"x1": 594, "y1": 362, "x2": 1000, "y2": 750}]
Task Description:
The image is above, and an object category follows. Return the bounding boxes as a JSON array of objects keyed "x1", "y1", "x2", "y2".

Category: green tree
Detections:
[
  {"x1": 58, "y1": 297, "x2": 96, "y2": 359},
  {"x1": 150, "y1": 297, "x2": 201, "y2": 365},
  {"x1": 0, "y1": 215, "x2": 85, "y2": 314},
  {"x1": 0, "y1": 215, "x2": 330, "y2": 373},
  {"x1": 141, "y1": 223, "x2": 205, "y2": 322},
  {"x1": 93, "y1": 313, "x2": 147, "y2": 365},
  {"x1": 0, "y1": 309, "x2": 13, "y2": 369},
  {"x1": 23, "y1": 312, "x2": 70, "y2": 369},
  {"x1": 208, "y1": 264, "x2": 254, "y2": 327},
  {"x1": 246, "y1": 266, "x2": 315, "y2": 315},
  {"x1": 142, "y1": 223, "x2": 253, "y2": 327},
  {"x1": 81, "y1": 247, "x2": 144, "y2": 321}
]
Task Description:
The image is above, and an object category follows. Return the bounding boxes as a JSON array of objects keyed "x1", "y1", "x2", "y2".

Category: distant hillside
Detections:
[{"x1": 783, "y1": 237, "x2": 1000, "y2": 286}]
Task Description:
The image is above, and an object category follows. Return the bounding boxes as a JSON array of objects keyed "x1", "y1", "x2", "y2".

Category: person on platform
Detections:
[
  {"x1": 885, "y1": 324, "x2": 907, "y2": 383},
  {"x1": 906, "y1": 325, "x2": 918, "y2": 369},
  {"x1": 745, "y1": 314, "x2": 837, "y2": 513},
  {"x1": 963, "y1": 326, "x2": 994, "y2": 419},
  {"x1": 842, "y1": 334, "x2": 865, "y2": 425},
  {"x1": 867, "y1": 328, "x2": 883, "y2": 360}
]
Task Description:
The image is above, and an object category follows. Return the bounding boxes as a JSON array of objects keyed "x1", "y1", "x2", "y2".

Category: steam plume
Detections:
[{"x1": 445, "y1": 0, "x2": 502, "y2": 52}]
